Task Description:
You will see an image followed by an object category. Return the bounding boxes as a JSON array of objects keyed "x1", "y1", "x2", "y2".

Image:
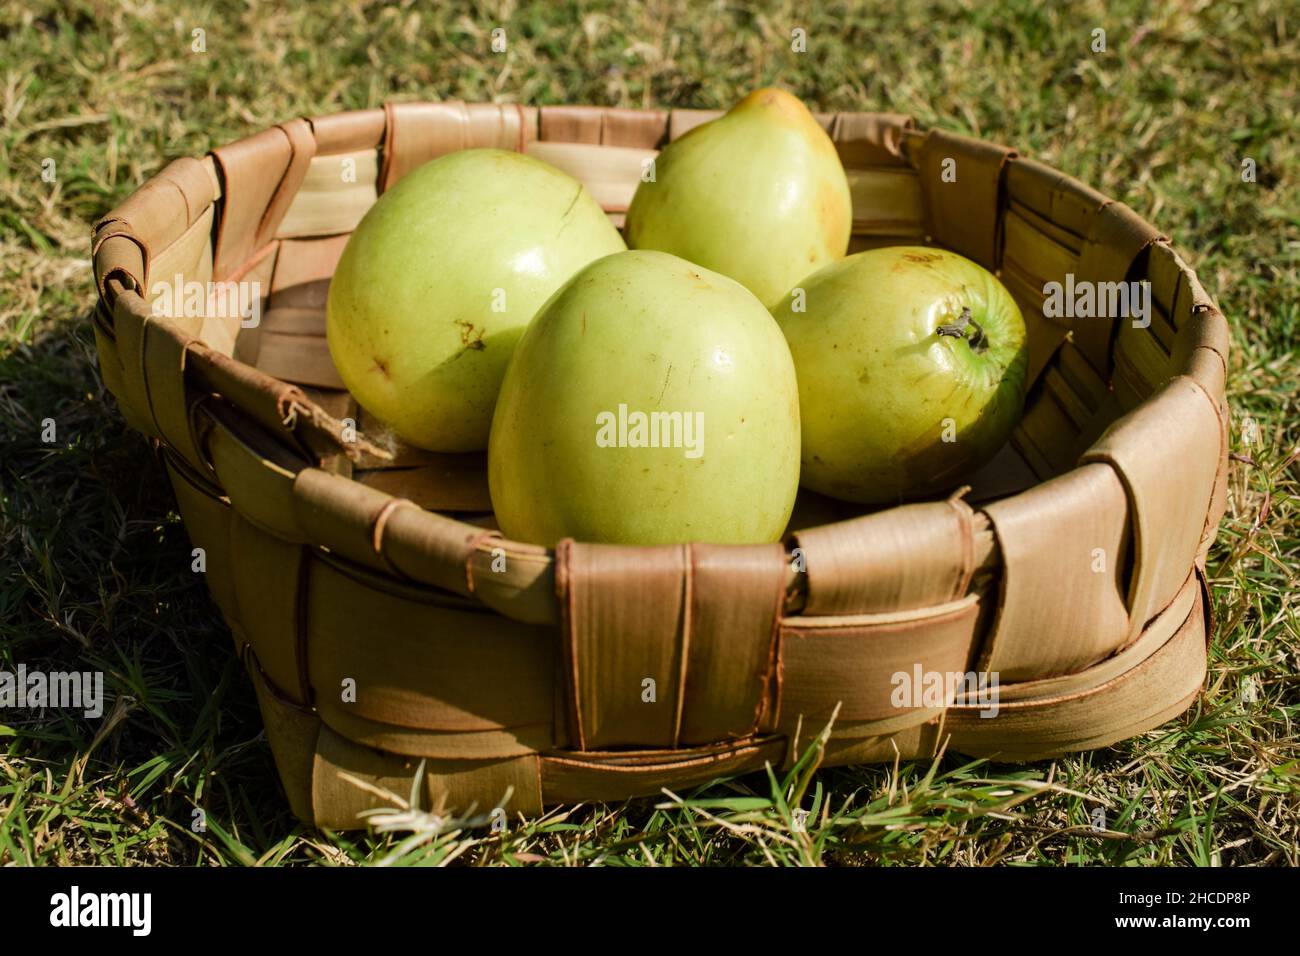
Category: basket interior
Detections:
[{"x1": 142, "y1": 104, "x2": 1196, "y2": 533}]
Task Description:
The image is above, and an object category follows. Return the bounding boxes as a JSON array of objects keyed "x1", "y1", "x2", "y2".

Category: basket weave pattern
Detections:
[{"x1": 90, "y1": 102, "x2": 1229, "y2": 828}]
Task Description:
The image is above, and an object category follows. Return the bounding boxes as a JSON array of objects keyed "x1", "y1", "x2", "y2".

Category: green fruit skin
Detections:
[
  {"x1": 326, "y1": 148, "x2": 626, "y2": 451},
  {"x1": 773, "y1": 246, "x2": 1028, "y2": 504},
  {"x1": 625, "y1": 88, "x2": 852, "y2": 309},
  {"x1": 489, "y1": 250, "x2": 802, "y2": 546}
]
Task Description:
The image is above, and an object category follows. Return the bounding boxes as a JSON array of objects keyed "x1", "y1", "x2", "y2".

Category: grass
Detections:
[{"x1": 0, "y1": 0, "x2": 1296, "y2": 866}]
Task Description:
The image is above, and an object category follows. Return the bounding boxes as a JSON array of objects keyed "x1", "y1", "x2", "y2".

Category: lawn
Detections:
[{"x1": 0, "y1": 0, "x2": 1296, "y2": 865}]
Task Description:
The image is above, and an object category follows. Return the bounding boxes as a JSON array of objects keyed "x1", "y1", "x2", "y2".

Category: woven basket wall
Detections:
[{"x1": 90, "y1": 101, "x2": 1230, "y2": 829}]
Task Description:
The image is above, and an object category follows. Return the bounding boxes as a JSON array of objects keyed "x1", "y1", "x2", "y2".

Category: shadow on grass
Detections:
[{"x1": 0, "y1": 311, "x2": 306, "y2": 864}]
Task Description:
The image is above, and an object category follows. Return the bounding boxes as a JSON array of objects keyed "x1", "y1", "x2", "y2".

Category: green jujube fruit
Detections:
[
  {"x1": 625, "y1": 88, "x2": 852, "y2": 308},
  {"x1": 773, "y1": 246, "x2": 1028, "y2": 504},
  {"x1": 326, "y1": 148, "x2": 625, "y2": 451},
  {"x1": 488, "y1": 249, "x2": 802, "y2": 546}
]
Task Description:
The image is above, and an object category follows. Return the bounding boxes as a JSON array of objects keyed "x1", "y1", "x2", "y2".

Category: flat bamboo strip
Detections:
[
  {"x1": 164, "y1": 456, "x2": 241, "y2": 628},
  {"x1": 945, "y1": 577, "x2": 1205, "y2": 758},
  {"x1": 144, "y1": 205, "x2": 216, "y2": 317},
  {"x1": 1002, "y1": 208, "x2": 1076, "y2": 300},
  {"x1": 307, "y1": 108, "x2": 386, "y2": 155},
  {"x1": 975, "y1": 569, "x2": 1198, "y2": 705},
  {"x1": 246, "y1": 651, "x2": 320, "y2": 822},
  {"x1": 793, "y1": 500, "x2": 976, "y2": 616},
  {"x1": 230, "y1": 513, "x2": 310, "y2": 704},
  {"x1": 982, "y1": 463, "x2": 1131, "y2": 680},
  {"x1": 845, "y1": 166, "x2": 924, "y2": 236},
  {"x1": 1082, "y1": 376, "x2": 1222, "y2": 637},
  {"x1": 270, "y1": 234, "x2": 349, "y2": 308},
  {"x1": 524, "y1": 140, "x2": 656, "y2": 213},
  {"x1": 250, "y1": 331, "x2": 346, "y2": 389},
  {"x1": 355, "y1": 461, "x2": 491, "y2": 513},
  {"x1": 207, "y1": 241, "x2": 277, "y2": 359},
  {"x1": 276, "y1": 149, "x2": 379, "y2": 238},
  {"x1": 1005, "y1": 157, "x2": 1108, "y2": 241},
  {"x1": 311, "y1": 722, "x2": 543, "y2": 825},
  {"x1": 540, "y1": 736, "x2": 785, "y2": 805},
  {"x1": 778, "y1": 595, "x2": 981, "y2": 726},
  {"x1": 1006, "y1": 198, "x2": 1085, "y2": 255}
]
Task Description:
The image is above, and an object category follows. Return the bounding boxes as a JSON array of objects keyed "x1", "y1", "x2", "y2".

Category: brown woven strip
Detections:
[
  {"x1": 466, "y1": 537, "x2": 560, "y2": 626},
  {"x1": 1081, "y1": 376, "x2": 1222, "y2": 640},
  {"x1": 1071, "y1": 201, "x2": 1166, "y2": 373},
  {"x1": 151, "y1": 157, "x2": 218, "y2": 227},
  {"x1": 540, "y1": 736, "x2": 786, "y2": 805},
  {"x1": 462, "y1": 529, "x2": 503, "y2": 595},
  {"x1": 794, "y1": 501, "x2": 976, "y2": 616},
  {"x1": 138, "y1": 309, "x2": 210, "y2": 472},
  {"x1": 677, "y1": 543, "x2": 787, "y2": 744},
  {"x1": 94, "y1": 175, "x2": 188, "y2": 260},
  {"x1": 1005, "y1": 157, "x2": 1108, "y2": 241},
  {"x1": 307, "y1": 108, "x2": 386, "y2": 155},
  {"x1": 778, "y1": 596, "x2": 982, "y2": 729},
  {"x1": 230, "y1": 512, "x2": 311, "y2": 704},
  {"x1": 918, "y1": 128, "x2": 1016, "y2": 269},
  {"x1": 210, "y1": 121, "x2": 315, "y2": 278},
  {"x1": 92, "y1": 232, "x2": 148, "y2": 302},
  {"x1": 380, "y1": 508, "x2": 484, "y2": 598},
  {"x1": 305, "y1": 557, "x2": 553, "y2": 750},
  {"x1": 312, "y1": 723, "x2": 543, "y2": 826},
  {"x1": 828, "y1": 112, "x2": 915, "y2": 166},
  {"x1": 981, "y1": 463, "x2": 1131, "y2": 680},
  {"x1": 555, "y1": 540, "x2": 688, "y2": 749},
  {"x1": 246, "y1": 647, "x2": 321, "y2": 823},
  {"x1": 984, "y1": 569, "x2": 1199, "y2": 706},
  {"x1": 539, "y1": 105, "x2": 603, "y2": 144},
  {"x1": 600, "y1": 107, "x2": 670, "y2": 148},
  {"x1": 946, "y1": 573, "x2": 1205, "y2": 758},
  {"x1": 105, "y1": 291, "x2": 160, "y2": 443},
  {"x1": 464, "y1": 102, "x2": 528, "y2": 152},
  {"x1": 163, "y1": 454, "x2": 240, "y2": 627},
  {"x1": 380, "y1": 100, "x2": 469, "y2": 191}
]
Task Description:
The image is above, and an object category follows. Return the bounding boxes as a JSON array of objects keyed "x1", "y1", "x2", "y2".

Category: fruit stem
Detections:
[{"x1": 935, "y1": 306, "x2": 989, "y2": 354}]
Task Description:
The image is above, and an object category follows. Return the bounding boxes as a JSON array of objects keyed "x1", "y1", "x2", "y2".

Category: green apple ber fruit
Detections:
[
  {"x1": 489, "y1": 250, "x2": 801, "y2": 546},
  {"x1": 625, "y1": 88, "x2": 852, "y2": 308},
  {"x1": 774, "y1": 246, "x2": 1028, "y2": 504},
  {"x1": 326, "y1": 148, "x2": 625, "y2": 451}
]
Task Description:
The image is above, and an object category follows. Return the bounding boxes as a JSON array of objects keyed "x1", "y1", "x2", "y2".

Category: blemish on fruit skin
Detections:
[
  {"x1": 893, "y1": 252, "x2": 944, "y2": 272},
  {"x1": 657, "y1": 364, "x2": 674, "y2": 404},
  {"x1": 370, "y1": 358, "x2": 390, "y2": 378},
  {"x1": 454, "y1": 319, "x2": 486, "y2": 350}
]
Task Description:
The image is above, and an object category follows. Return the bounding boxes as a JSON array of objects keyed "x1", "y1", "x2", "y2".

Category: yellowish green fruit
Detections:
[
  {"x1": 326, "y1": 148, "x2": 625, "y2": 451},
  {"x1": 625, "y1": 87, "x2": 852, "y2": 308},
  {"x1": 773, "y1": 246, "x2": 1028, "y2": 504},
  {"x1": 489, "y1": 250, "x2": 801, "y2": 546}
]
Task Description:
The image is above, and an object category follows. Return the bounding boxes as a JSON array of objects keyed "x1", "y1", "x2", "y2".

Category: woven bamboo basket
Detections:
[{"x1": 90, "y1": 102, "x2": 1229, "y2": 829}]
